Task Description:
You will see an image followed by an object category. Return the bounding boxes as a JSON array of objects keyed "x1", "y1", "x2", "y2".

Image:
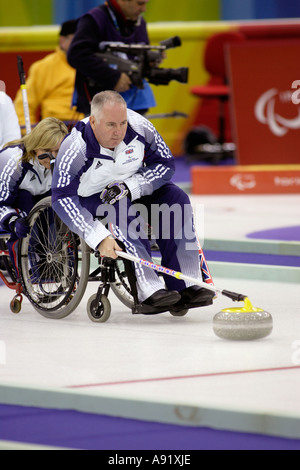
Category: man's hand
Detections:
[
  {"x1": 98, "y1": 236, "x2": 122, "y2": 259},
  {"x1": 100, "y1": 181, "x2": 130, "y2": 205},
  {"x1": 114, "y1": 73, "x2": 132, "y2": 92}
]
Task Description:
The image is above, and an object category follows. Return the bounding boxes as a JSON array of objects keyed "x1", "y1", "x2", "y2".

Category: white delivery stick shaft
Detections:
[
  {"x1": 21, "y1": 85, "x2": 31, "y2": 135},
  {"x1": 115, "y1": 250, "x2": 247, "y2": 302},
  {"x1": 115, "y1": 250, "x2": 218, "y2": 294}
]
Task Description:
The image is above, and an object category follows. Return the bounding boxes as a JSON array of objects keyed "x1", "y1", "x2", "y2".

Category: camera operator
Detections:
[{"x1": 67, "y1": 0, "x2": 156, "y2": 116}]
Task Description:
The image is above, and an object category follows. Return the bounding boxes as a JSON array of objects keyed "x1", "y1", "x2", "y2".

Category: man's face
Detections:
[
  {"x1": 90, "y1": 102, "x2": 128, "y2": 149},
  {"x1": 59, "y1": 34, "x2": 75, "y2": 54},
  {"x1": 118, "y1": 0, "x2": 149, "y2": 22}
]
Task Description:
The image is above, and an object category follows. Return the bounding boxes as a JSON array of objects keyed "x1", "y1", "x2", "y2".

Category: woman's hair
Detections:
[{"x1": 4, "y1": 117, "x2": 68, "y2": 162}]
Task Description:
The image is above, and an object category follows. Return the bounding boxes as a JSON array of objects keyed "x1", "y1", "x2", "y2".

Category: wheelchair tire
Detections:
[
  {"x1": 10, "y1": 297, "x2": 22, "y2": 314},
  {"x1": 87, "y1": 294, "x2": 111, "y2": 323},
  {"x1": 18, "y1": 196, "x2": 90, "y2": 319}
]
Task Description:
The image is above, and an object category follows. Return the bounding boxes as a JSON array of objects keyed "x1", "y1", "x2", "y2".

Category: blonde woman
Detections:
[{"x1": 0, "y1": 117, "x2": 68, "y2": 274}]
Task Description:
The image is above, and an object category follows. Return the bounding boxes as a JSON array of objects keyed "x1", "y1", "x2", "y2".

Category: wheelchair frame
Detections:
[
  {"x1": 0, "y1": 233, "x2": 23, "y2": 313},
  {"x1": 0, "y1": 196, "x2": 91, "y2": 318}
]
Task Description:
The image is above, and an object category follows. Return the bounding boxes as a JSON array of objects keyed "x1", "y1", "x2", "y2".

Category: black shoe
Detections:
[
  {"x1": 180, "y1": 285, "x2": 215, "y2": 305},
  {"x1": 142, "y1": 289, "x2": 181, "y2": 308}
]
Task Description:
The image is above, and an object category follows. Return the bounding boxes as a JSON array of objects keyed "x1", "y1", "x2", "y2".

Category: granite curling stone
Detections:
[{"x1": 213, "y1": 297, "x2": 273, "y2": 341}]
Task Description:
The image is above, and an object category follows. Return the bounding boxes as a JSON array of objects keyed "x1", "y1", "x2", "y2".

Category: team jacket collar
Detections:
[
  {"x1": 76, "y1": 119, "x2": 144, "y2": 160},
  {"x1": 21, "y1": 160, "x2": 49, "y2": 185}
]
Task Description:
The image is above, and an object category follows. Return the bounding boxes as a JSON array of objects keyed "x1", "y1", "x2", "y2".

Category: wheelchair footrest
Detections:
[
  {"x1": 170, "y1": 298, "x2": 214, "y2": 313},
  {"x1": 131, "y1": 303, "x2": 171, "y2": 315},
  {"x1": 131, "y1": 297, "x2": 214, "y2": 315}
]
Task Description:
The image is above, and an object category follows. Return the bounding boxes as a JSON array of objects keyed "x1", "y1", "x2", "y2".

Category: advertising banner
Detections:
[
  {"x1": 192, "y1": 165, "x2": 300, "y2": 194},
  {"x1": 228, "y1": 40, "x2": 300, "y2": 165}
]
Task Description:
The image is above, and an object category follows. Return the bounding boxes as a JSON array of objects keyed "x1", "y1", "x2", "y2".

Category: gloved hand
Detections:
[
  {"x1": 100, "y1": 182, "x2": 131, "y2": 205},
  {"x1": 8, "y1": 215, "x2": 30, "y2": 238}
]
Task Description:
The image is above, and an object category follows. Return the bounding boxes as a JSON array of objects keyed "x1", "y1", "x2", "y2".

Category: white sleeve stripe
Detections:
[
  {"x1": 0, "y1": 158, "x2": 18, "y2": 201},
  {"x1": 57, "y1": 197, "x2": 91, "y2": 233},
  {"x1": 57, "y1": 141, "x2": 81, "y2": 188},
  {"x1": 142, "y1": 164, "x2": 170, "y2": 183}
]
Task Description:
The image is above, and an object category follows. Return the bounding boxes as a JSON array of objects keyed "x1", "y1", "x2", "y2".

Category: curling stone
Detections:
[{"x1": 213, "y1": 297, "x2": 273, "y2": 341}]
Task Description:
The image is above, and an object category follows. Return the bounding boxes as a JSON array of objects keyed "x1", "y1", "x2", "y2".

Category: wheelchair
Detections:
[
  {"x1": 0, "y1": 196, "x2": 90, "y2": 319},
  {"x1": 0, "y1": 196, "x2": 202, "y2": 322}
]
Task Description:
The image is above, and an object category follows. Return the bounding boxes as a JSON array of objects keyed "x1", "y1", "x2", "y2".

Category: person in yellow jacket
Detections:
[{"x1": 14, "y1": 20, "x2": 84, "y2": 132}]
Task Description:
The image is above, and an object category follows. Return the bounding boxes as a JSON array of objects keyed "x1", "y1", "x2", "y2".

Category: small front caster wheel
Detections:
[
  {"x1": 169, "y1": 308, "x2": 189, "y2": 317},
  {"x1": 10, "y1": 295, "x2": 22, "y2": 314},
  {"x1": 87, "y1": 294, "x2": 111, "y2": 323}
]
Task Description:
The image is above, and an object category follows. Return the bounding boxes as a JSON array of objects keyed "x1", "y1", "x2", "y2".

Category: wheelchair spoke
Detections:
[{"x1": 18, "y1": 197, "x2": 90, "y2": 319}]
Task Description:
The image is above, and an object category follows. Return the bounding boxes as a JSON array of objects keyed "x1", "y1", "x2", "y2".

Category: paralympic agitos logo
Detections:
[
  {"x1": 254, "y1": 81, "x2": 300, "y2": 137},
  {"x1": 292, "y1": 80, "x2": 300, "y2": 105}
]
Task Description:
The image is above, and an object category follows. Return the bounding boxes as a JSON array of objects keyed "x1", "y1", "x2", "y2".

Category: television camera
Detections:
[{"x1": 95, "y1": 36, "x2": 188, "y2": 89}]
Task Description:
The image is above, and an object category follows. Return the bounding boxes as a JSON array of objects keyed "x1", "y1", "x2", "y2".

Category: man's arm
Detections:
[
  {"x1": 67, "y1": 14, "x2": 122, "y2": 91},
  {"x1": 51, "y1": 135, "x2": 112, "y2": 251},
  {"x1": 124, "y1": 114, "x2": 175, "y2": 201}
]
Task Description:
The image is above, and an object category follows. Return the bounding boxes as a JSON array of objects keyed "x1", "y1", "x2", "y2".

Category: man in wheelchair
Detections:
[{"x1": 52, "y1": 91, "x2": 214, "y2": 313}]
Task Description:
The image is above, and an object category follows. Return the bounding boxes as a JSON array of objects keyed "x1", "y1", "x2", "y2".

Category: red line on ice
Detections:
[{"x1": 66, "y1": 365, "x2": 300, "y2": 389}]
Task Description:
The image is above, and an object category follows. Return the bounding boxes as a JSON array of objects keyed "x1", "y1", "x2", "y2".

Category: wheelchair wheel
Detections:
[
  {"x1": 18, "y1": 196, "x2": 90, "y2": 319},
  {"x1": 87, "y1": 294, "x2": 111, "y2": 323}
]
